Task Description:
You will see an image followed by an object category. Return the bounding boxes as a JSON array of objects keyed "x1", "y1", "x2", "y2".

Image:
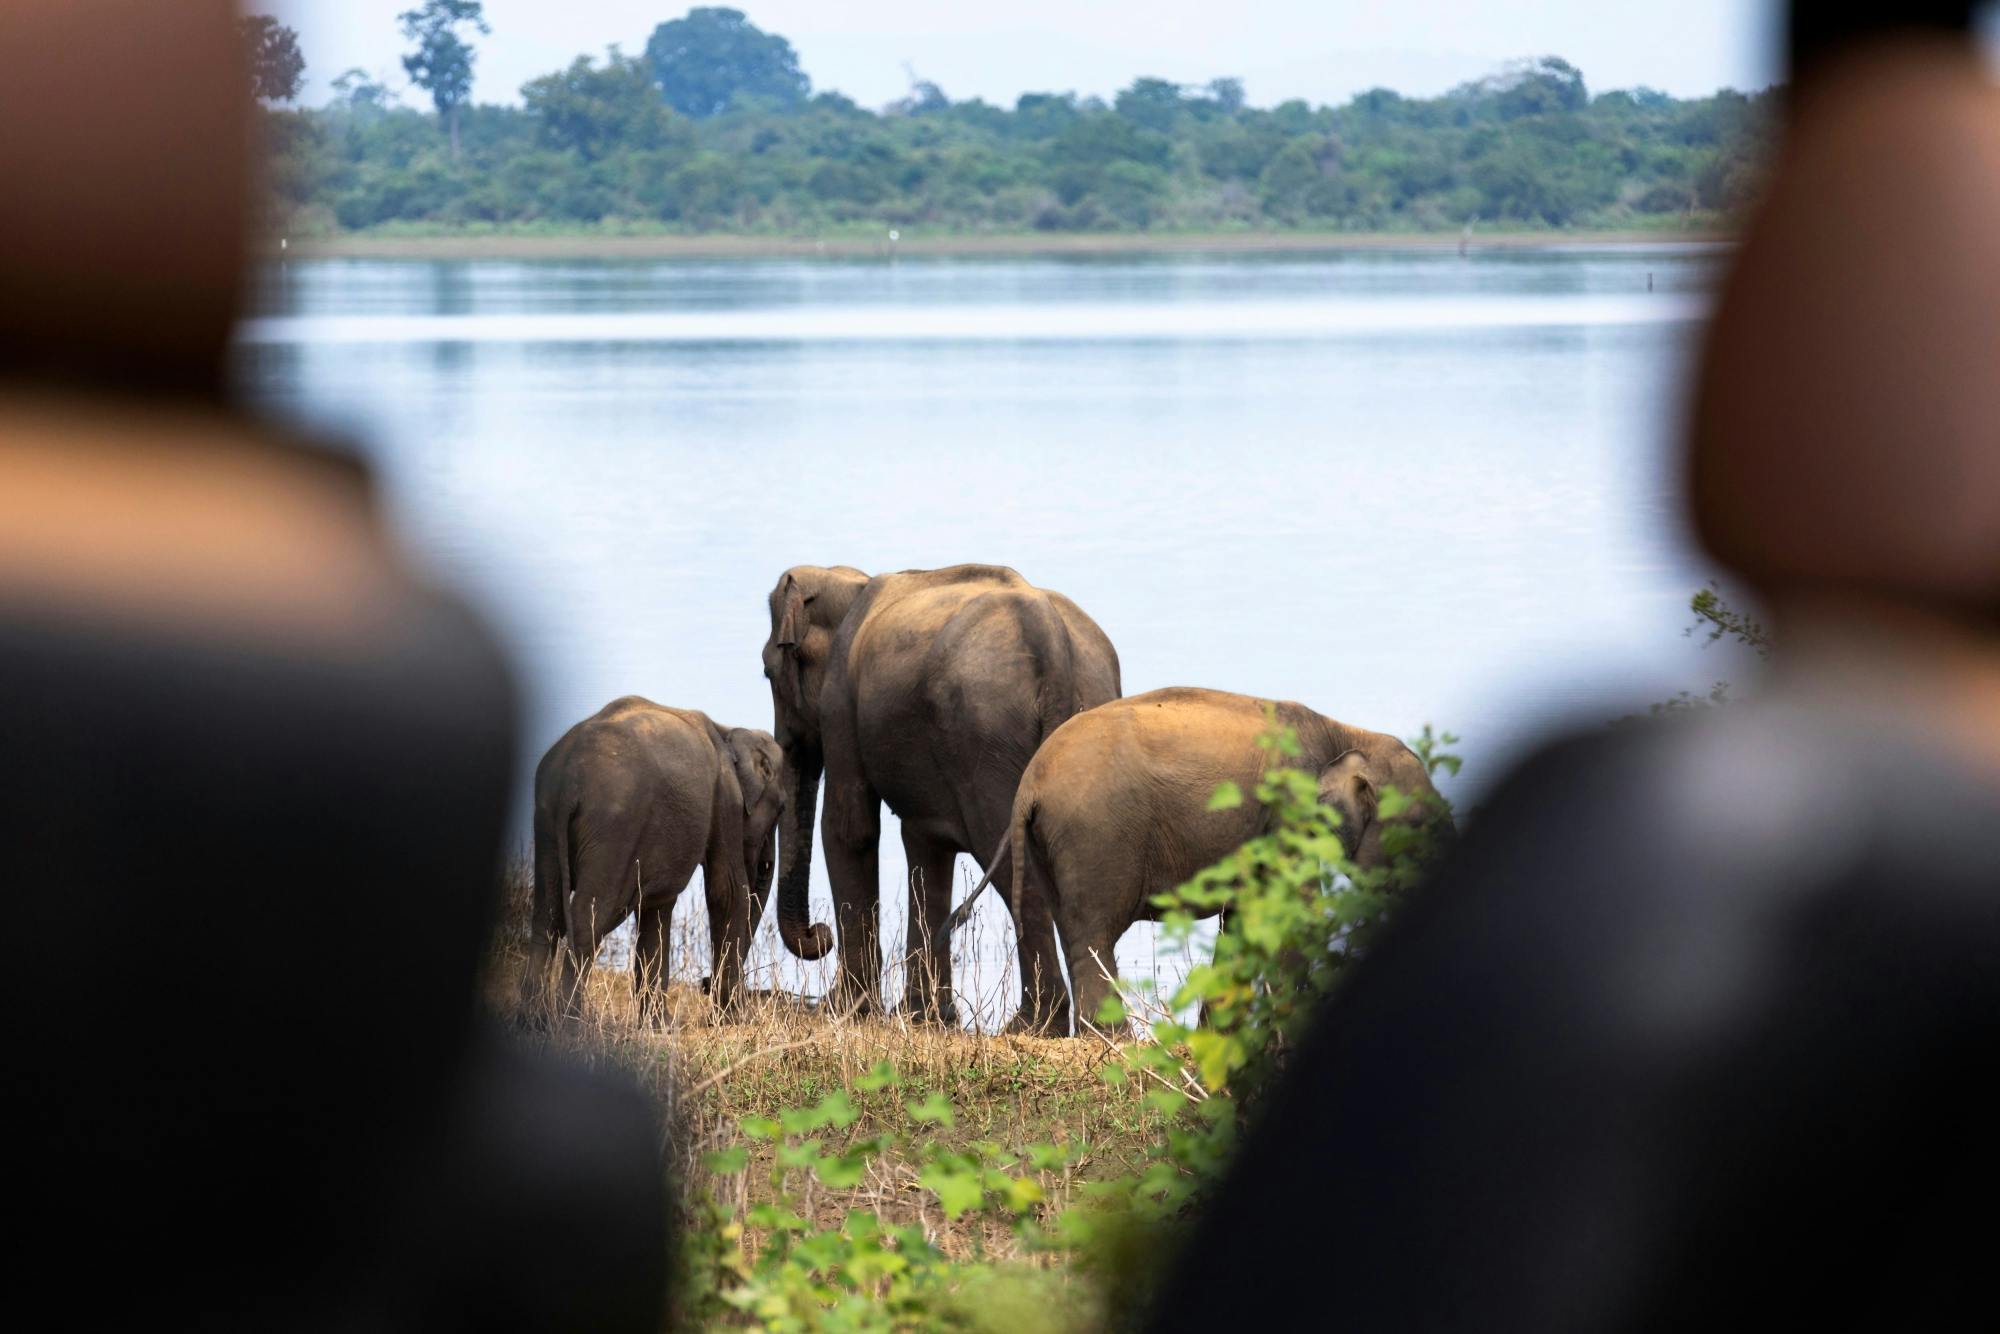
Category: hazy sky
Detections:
[{"x1": 257, "y1": 1, "x2": 1783, "y2": 111}]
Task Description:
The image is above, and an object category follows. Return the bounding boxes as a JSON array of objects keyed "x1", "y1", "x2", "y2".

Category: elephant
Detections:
[
  {"x1": 944, "y1": 687, "x2": 1455, "y2": 1034},
  {"x1": 518, "y1": 696, "x2": 784, "y2": 1021},
  {"x1": 761, "y1": 564, "x2": 1122, "y2": 1030}
]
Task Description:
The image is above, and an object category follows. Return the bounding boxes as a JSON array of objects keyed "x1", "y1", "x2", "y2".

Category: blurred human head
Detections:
[
  {"x1": 1686, "y1": 26, "x2": 2000, "y2": 617},
  {"x1": 0, "y1": 0, "x2": 249, "y2": 398}
]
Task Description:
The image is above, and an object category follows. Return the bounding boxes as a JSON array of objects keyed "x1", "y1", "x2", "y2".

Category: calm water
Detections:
[{"x1": 238, "y1": 246, "x2": 1742, "y2": 1017}]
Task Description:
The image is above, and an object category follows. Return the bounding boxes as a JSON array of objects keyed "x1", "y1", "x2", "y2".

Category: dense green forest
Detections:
[{"x1": 256, "y1": 5, "x2": 1777, "y2": 236}]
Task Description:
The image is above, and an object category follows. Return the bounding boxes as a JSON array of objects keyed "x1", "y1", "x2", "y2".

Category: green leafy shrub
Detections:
[{"x1": 676, "y1": 714, "x2": 1459, "y2": 1330}]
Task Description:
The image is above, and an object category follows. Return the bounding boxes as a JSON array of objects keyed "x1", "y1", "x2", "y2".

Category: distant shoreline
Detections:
[{"x1": 269, "y1": 229, "x2": 1733, "y2": 262}]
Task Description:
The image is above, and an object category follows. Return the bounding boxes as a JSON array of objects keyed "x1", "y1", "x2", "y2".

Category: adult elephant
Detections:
[
  {"x1": 945, "y1": 687, "x2": 1455, "y2": 1032},
  {"x1": 519, "y1": 697, "x2": 784, "y2": 1021},
  {"x1": 762, "y1": 564, "x2": 1121, "y2": 1030}
]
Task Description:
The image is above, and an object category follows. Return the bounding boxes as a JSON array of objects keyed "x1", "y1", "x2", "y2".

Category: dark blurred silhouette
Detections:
[
  {"x1": 1, "y1": 4, "x2": 668, "y2": 1330},
  {"x1": 1151, "y1": 8, "x2": 2000, "y2": 1331}
]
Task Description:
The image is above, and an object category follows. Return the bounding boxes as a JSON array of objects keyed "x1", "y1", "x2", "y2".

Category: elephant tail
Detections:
[
  {"x1": 942, "y1": 826, "x2": 1014, "y2": 935},
  {"x1": 529, "y1": 796, "x2": 573, "y2": 950}
]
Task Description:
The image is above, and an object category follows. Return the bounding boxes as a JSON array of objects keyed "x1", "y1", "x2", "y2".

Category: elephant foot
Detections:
[
  {"x1": 899, "y1": 997, "x2": 959, "y2": 1029},
  {"x1": 820, "y1": 966, "x2": 882, "y2": 1022},
  {"x1": 1005, "y1": 1003, "x2": 1072, "y2": 1038},
  {"x1": 819, "y1": 987, "x2": 875, "y2": 1022}
]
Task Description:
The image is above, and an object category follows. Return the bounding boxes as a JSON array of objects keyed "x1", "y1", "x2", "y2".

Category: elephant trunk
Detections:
[{"x1": 776, "y1": 745, "x2": 834, "y2": 960}]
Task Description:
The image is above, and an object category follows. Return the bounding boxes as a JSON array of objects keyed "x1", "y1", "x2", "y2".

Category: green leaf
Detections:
[
  {"x1": 746, "y1": 1204, "x2": 810, "y2": 1232},
  {"x1": 815, "y1": 1089, "x2": 860, "y2": 1129},
  {"x1": 919, "y1": 1163, "x2": 986, "y2": 1219},
  {"x1": 775, "y1": 1137, "x2": 822, "y2": 1170},
  {"x1": 780, "y1": 1089, "x2": 859, "y2": 1135},
  {"x1": 1026, "y1": 1142, "x2": 1072, "y2": 1172},
  {"x1": 854, "y1": 1060, "x2": 900, "y2": 1092},
  {"x1": 905, "y1": 1091, "x2": 955, "y2": 1127},
  {"x1": 813, "y1": 1154, "x2": 869, "y2": 1188},
  {"x1": 789, "y1": 1230, "x2": 849, "y2": 1275},
  {"x1": 738, "y1": 1115, "x2": 782, "y2": 1141},
  {"x1": 701, "y1": 1145, "x2": 749, "y2": 1175},
  {"x1": 1094, "y1": 992, "x2": 1127, "y2": 1026},
  {"x1": 1187, "y1": 1027, "x2": 1247, "y2": 1091},
  {"x1": 1003, "y1": 1174, "x2": 1045, "y2": 1211},
  {"x1": 1206, "y1": 780, "x2": 1244, "y2": 811}
]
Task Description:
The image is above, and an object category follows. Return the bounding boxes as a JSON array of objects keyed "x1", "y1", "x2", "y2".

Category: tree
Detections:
[
  {"x1": 1206, "y1": 78, "x2": 1246, "y2": 115},
  {"x1": 1115, "y1": 77, "x2": 1185, "y2": 133},
  {"x1": 239, "y1": 15, "x2": 304, "y2": 103},
  {"x1": 885, "y1": 78, "x2": 949, "y2": 117},
  {"x1": 522, "y1": 49, "x2": 680, "y2": 162},
  {"x1": 330, "y1": 68, "x2": 394, "y2": 113},
  {"x1": 1260, "y1": 135, "x2": 1349, "y2": 220},
  {"x1": 1013, "y1": 92, "x2": 1080, "y2": 140},
  {"x1": 254, "y1": 43, "x2": 1780, "y2": 238},
  {"x1": 1490, "y1": 56, "x2": 1588, "y2": 119},
  {"x1": 645, "y1": 7, "x2": 808, "y2": 119},
  {"x1": 399, "y1": 0, "x2": 489, "y2": 158}
]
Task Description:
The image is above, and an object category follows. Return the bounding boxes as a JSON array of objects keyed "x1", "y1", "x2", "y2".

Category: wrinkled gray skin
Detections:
[
  {"x1": 519, "y1": 697, "x2": 784, "y2": 1022},
  {"x1": 762, "y1": 565, "x2": 1121, "y2": 1031},
  {"x1": 946, "y1": 687, "x2": 1456, "y2": 1034}
]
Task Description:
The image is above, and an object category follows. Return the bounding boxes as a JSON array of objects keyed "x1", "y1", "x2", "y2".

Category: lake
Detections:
[{"x1": 237, "y1": 244, "x2": 1742, "y2": 1021}]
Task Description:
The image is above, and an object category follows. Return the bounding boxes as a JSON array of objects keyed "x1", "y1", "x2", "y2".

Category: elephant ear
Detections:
[
  {"x1": 1319, "y1": 750, "x2": 1380, "y2": 825},
  {"x1": 748, "y1": 742, "x2": 778, "y2": 797},
  {"x1": 728, "y1": 732, "x2": 776, "y2": 809}
]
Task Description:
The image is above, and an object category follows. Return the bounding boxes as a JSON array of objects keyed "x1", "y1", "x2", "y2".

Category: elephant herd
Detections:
[{"x1": 518, "y1": 563, "x2": 1453, "y2": 1035}]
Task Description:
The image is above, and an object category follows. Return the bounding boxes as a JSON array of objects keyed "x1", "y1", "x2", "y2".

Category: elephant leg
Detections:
[
  {"x1": 1066, "y1": 922, "x2": 1123, "y2": 1041},
  {"x1": 558, "y1": 844, "x2": 639, "y2": 1021},
  {"x1": 822, "y1": 777, "x2": 882, "y2": 1017},
  {"x1": 1004, "y1": 830, "x2": 1073, "y2": 1037},
  {"x1": 898, "y1": 828, "x2": 959, "y2": 1026},
  {"x1": 703, "y1": 855, "x2": 753, "y2": 1015},
  {"x1": 1198, "y1": 904, "x2": 1236, "y2": 1031},
  {"x1": 554, "y1": 935, "x2": 593, "y2": 1022},
  {"x1": 517, "y1": 815, "x2": 570, "y2": 1025},
  {"x1": 634, "y1": 893, "x2": 671, "y2": 1025}
]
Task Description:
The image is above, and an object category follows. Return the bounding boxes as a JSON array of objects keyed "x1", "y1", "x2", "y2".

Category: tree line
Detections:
[{"x1": 252, "y1": 4, "x2": 1777, "y2": 236}]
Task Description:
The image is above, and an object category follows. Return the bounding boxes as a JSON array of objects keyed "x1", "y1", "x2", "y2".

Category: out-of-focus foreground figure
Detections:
[
  {"x1": 1, "y1": 4, "x2": 668, "y2": 1330},
  {"x1": 1150, "y1": 7, "x2": 2000, "y2": 1331}
]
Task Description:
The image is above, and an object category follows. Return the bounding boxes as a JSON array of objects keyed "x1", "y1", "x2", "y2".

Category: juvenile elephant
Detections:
[
  {"x1": 762, "y1": 564, "x2": 1121, "y2": 1030},
  {"x1": 945, "y1": 687, "x2": 1454, "y2": 1033},
  {"x1": 518, "y1": 697, "x2": 784, "y2": 1021}
]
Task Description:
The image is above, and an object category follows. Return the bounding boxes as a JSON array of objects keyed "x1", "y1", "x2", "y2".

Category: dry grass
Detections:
[{"x1": 485, "y1": 857, "x2": 1159, "y2": 1265}]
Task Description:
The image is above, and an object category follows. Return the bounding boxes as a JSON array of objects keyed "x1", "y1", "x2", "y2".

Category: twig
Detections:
[
  {"x1": 1080, "y1": 948, "x2": 1207, "y2": 1103},
  {"x1": 684, "y1": 1037, "x2": 821, "y2": 1096}
]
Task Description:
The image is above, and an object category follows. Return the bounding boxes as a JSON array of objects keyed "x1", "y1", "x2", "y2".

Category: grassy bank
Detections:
[
  {"x1": 485, "y1": 720, "x2": 1459, "y2": 1329},
  {"x1": 485, "y1": 862, "x2": 1153, "y2": 1287},
  {"x1": 490, "y1": 958, "x2": 1148, "y2": 1330},
  {"x1": 271, "y1": 225, "x2": 1731, "y2": 262}
]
